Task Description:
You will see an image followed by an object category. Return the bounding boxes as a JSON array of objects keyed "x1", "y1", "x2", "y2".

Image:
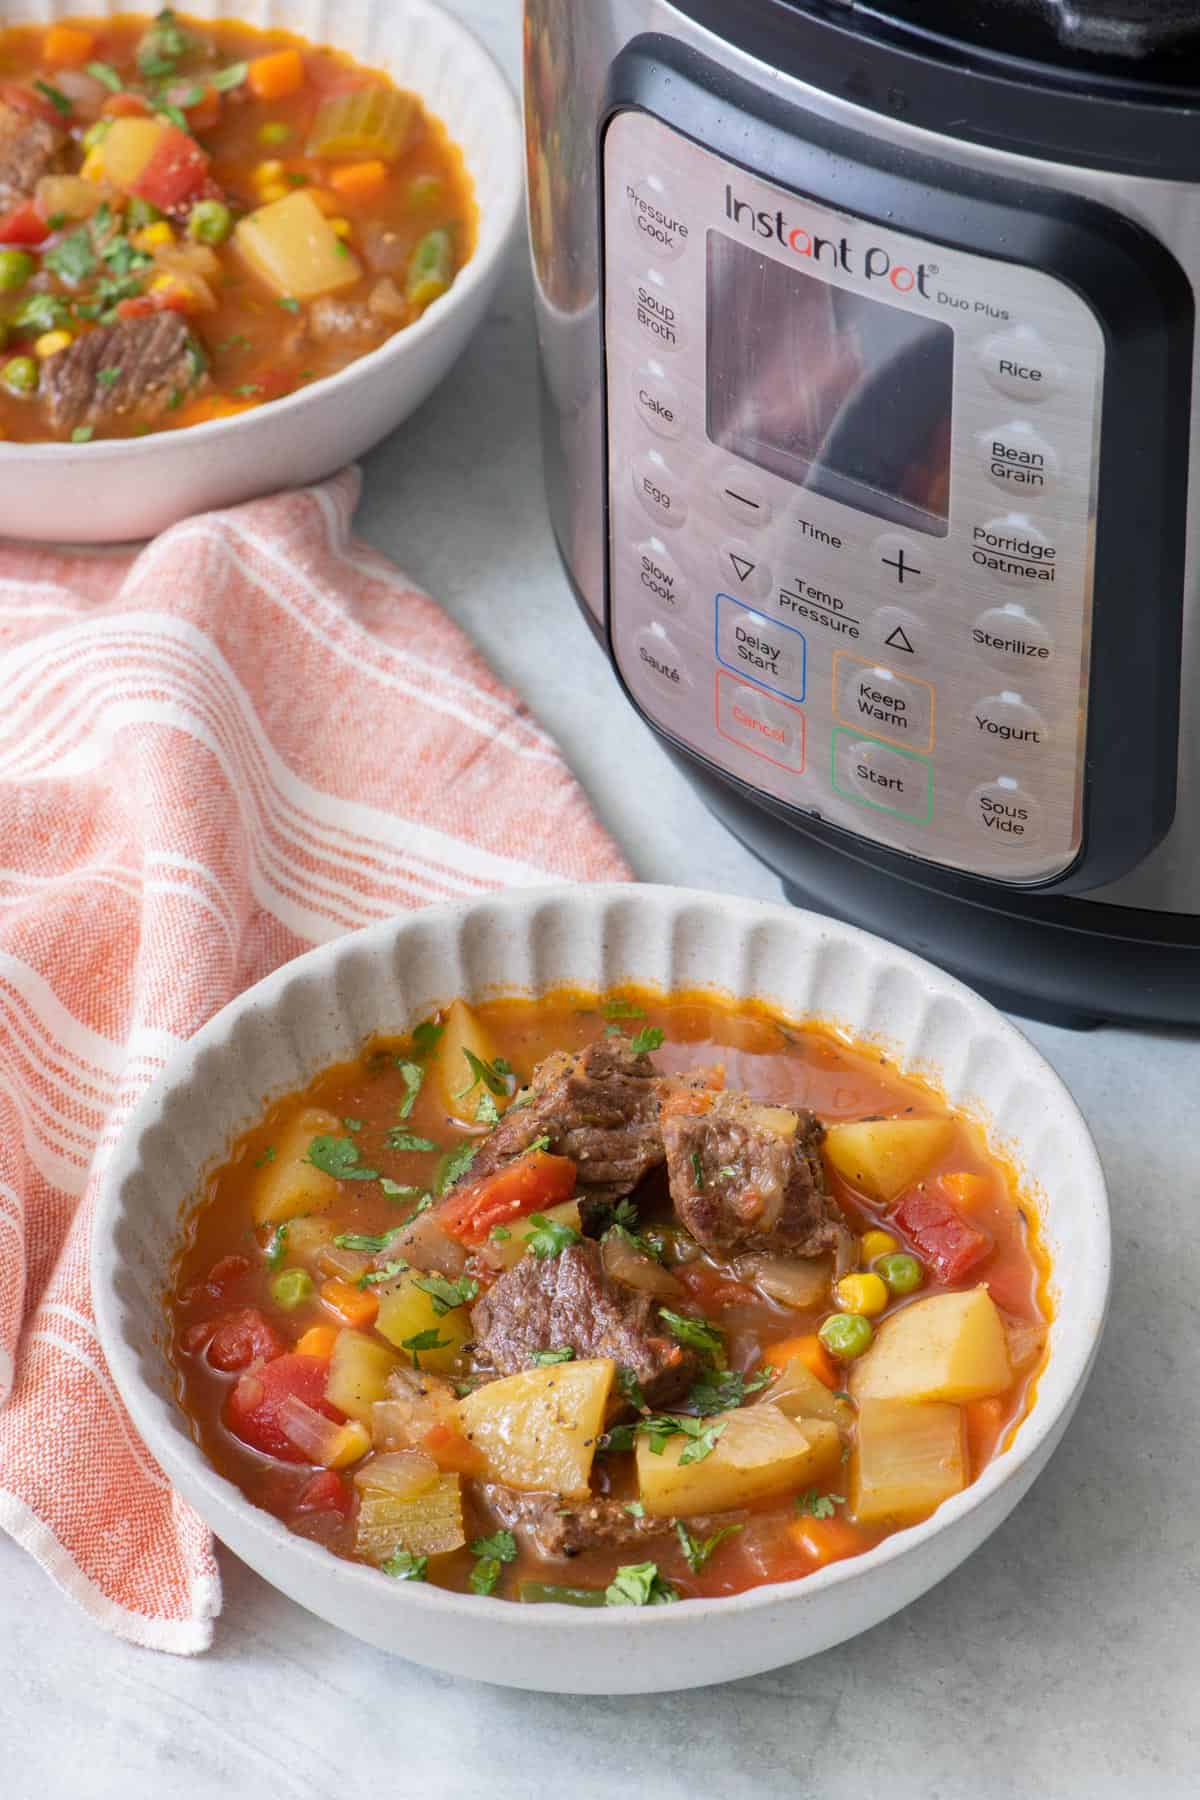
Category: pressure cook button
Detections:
[
  {"x1": 716, "y1": 671, "x2": 806, "y2": 772},
  {"x1": 633, "y1": 360, "x2": 683, "y2": 440},
  {"x1": 631, "y1": 620, "x2": 694, "y2": 698},
  {"x1": 715, "y1": 467, "x2": 772, "y2": 528},
  {"x1": 874, "y1": 531, "x2": 936, "y2": 595},
  {"x1": 972, "y1": 691, "x2": 1049, "y2": 753},
  {"x1": 970, "y1": 514, "x2": 1058, "y2": 588},
  {"x1": 968, "y1": 777, "x2": 1043, "y2": 844},
  {"x1": 831, "y1": 729, "x2": 932, "y2": 824},
  {"x1": 833, "y1": 653, "x2": 935, "y2": 753},
  {"x1": 975, "y1": 422, "x2": 1059, "y2": 496},
  {"x1": 718, "y1": 539, "x2": 772, "y2": 600},
  {"x1": 978, "y1": 326, "x2": 1063, "y2": 403},
  {"x1": 633, "y1": 536, "x2": 689, "y2": 617},
  {"x1": 633, "y1": 447, "x2": 687, "y2": 529},
  {"x1": 971, "y1": 605, "x2": 1054, "y2": 673},
  {"x1": 633, "y1": 271, "x2": 685, "y2": 351},
  {"x1": 626, "y1": 175, "x2": 690, "y2": 260}
]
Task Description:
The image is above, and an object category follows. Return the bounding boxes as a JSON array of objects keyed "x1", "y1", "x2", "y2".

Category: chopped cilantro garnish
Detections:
[
  {"x1": 624, "y1": 1500, "x2": 646, "y2": 1518},
  {"x1": 470, "y1": 1530, "x2": 517, "y2": 1563},
  {"x1": 45, "y1": 227, "x2": 96, "y2": 284},
  {"x1": 453, "y1": 1048, "x2": 512, "y2": 1101},
  {"x1": 13, "y1": 293, "x2": 69, "y2": 335},
  {"x1": 605, "y1": 1562, "x2": 678, "y2": 1607},
  {"x1": 401, "y1": 1326, "x2": 450, "y2": 1369},
  {"x1": 525, "y1": 1213, "x2": 582, "y2": 1259},
  {"x1": 387, "y1": 1128, "x2": 438, "y2": 1153},
  {"x1": 342, "y1": 1117, "x2": 362, "y2": 1132},
  {"x1": 358, "y1": 1259, "x2": 408, "y2": 1288},
  {"x1": 380, "y1": 1179, "x2": 423, "y2": 1203},
  {"x1": 305, "y1": 1135, "x2": 380, "y2": 1181},
  {"x1": 211, "y1": 60, "x2": 248, "y2": 91},
  {"x1": 689, "y1": 1150, "x2": 705, "y2": 1190},
  {"x1": 658, "y1": 1308, "x2": 726, "y2": 1364},
  {"x1": 333, "y1": 1227, "x2": 403, "y2": 1254},
  {"x1": 687, "y1": 1365, "x2": 775, "y2": 1415},
  {"x1": 469, "y1": 1558, "x2": 502, "y2": 1597},
  {"x1": 253, "y1": 1146, "x2": 276, "y2": 1167},
  {"x1": 489, "y1": 1225, "x2": 511, "y2": 1242},
  {"x1": 630, "y1": 1026, "x2": 665, "y2": 1054},
  {"x1": 530, "y1": 1347, "x2": 575, "y2": 1365},
  {"x1": 601, "y1": 1413, "x2": 726, "y2": 1463},
  {"x1": 794, "y1": 1490, "x2": 845, "y2": 1519},
  {"x1": 34, "y1": 79, "x2": 71, "y2": 116},
  {"x1": 675, "y1": 1520, "x2": 743, "y2": 1573},
  {"x1": 381, "y1": 1549, "x2": 427, "y2": 1581},
  {"x1": 86, "y1": 60, "x2": 123, "y2": 91},
  {"x1": 232, "y1": 383, "x2": 261, "y2": 398},
  {"x1": 525, "y1": 1134, "x2": 552, "y2": 1153},
  {"x1": 616, "y1": 1365, "x2": 646, "y2": 1411},
  {"x1": 96, "y1": 366, "x2": 122, "y2": 388},
  {"x1": 603, "y1": 1023, "x2": 624, "y2": 1038},
  {"x1": 264, "y1": 1224, "x2": 289, "y2": 1269},
  {"x1": 285, "y1": 171, "x2": 309, "y2": 186},
  {"x1": 434, "y1": 1142, "x2": 477, "y2": 1194},
  {"x1": 413, "y1": 1272, "x2": 479, "y2": 1316},
  {"x1": 395, "y1": 1060, "x2": 423, "y2": 1119},
  {"x1": 158, "y1": 102, "x2": 190, "y2": 132},
  {"x1": 475, "y1": 1088, "x2": 500, "y2": 1128},
  {"x1": 278, "y1": 296, "x2": 300, "y2": 314},
  {"x1": 411, "y1": 1020, "x2": 444, "y2": 1057},
  {"x1": 603, "y1": 998, "x2": 646, "y2": 1020}
]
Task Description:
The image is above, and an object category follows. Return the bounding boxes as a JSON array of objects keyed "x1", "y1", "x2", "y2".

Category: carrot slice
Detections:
[
  {"x1": 791, "y1": 1513, "x2": 870, "y2": 1569},
  {"x1": 319, "y1": 1277, "x2": 379, "y2": 1331},
  {"x1": 247, "y1": 48, "x2": 305, "y2": 101},
  {"x1": 44, "y1": 23, "x2": 95, "y2": 65},
  {"x1": 761, "y1": 1332, "x2": 838, "y2": 1390},
  {"x1": 438, "y1": 1149, "x2": 577, "y2": 1247},
  {"x1": 423, "y1": 1422, "x2": 486, "y2": 1477},
  {"x1": 941, "y1": 1171, "x2": 993, "y2": 1211},
  {"x1": 327, "y1": 158, "x2": 389, "y2": 202},
  {"x1": 295, "y1": 1324, "x2": 338, "y2": 1360}
]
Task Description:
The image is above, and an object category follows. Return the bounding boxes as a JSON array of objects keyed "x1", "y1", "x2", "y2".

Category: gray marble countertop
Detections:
[{"x1": 3, "y1": 5, "x2": 1195, "y2": 1795}]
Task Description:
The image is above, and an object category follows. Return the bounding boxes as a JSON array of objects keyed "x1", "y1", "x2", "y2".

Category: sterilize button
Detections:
[
  {"x1": 633, "y1": 271, "x2": 685, "y2": 351},
  {"x1": 971, "y1": 605, "x2": 1053, "y2": 673},
  {"x1": 967, "y1": 777, "x2": 1043, "y2": 844},
  {"x1": 715, "y1": 467, "x2": 772, "y2": 528},
  {"x1": 633, "y1": 535, "x2": 689, "y2": 617},
  {"x1": 978, "y1": 325, "x2": 1063, "y2": 403},
  {"x1": 975, "y1": 422, "x2": 1059, "y2": 496},
  {"x1": 972, "y1": 691, "x2": 1049, "y2": 753},
  {"x1": 633, "y1": 359, "x2": 683, "y2": 440},
  {"x1": 633, "y1": 447, "x2": 688, "y2": 529},
  {"x1": 970, "y1": 514, "x2": 1057, "y2": 589},
  {"x1": 719, "y1": 538, "x2": 771, "y2": 599},
  {"x1": 626, "y1": 174, "x2": 690, "y2": 260},
  {"x1": 874, "y1": 531, "x2": 936, "y2": 595},
  {"x1": 630, "y1": 620, "x2": 694, "y2": 699}
]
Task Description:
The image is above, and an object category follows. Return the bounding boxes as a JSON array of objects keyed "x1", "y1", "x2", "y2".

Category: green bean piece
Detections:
[
  {"x1": 517, "y1": 1581, "x2": 607, "y2": 1608},
  {"x1": 406, "y1": 226, "x2": 454, "y2": 310},
  {"x1": 0, "y1": 249, "x2": 36, "y2": 293},
  {"x1": 188, "y1": 199, "x2": 234, "y2": 246},
  {"x1": 2, "y1": 355, "x2": 39, "y2": 395}
]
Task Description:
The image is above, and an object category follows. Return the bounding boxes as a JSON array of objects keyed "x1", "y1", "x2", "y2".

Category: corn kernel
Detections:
[
  {"x1": 255, "y1": 159, "x2": 286, "y2": 185},
  {"x1": 149, "y1": 273, "x2": 177, "y2": 293},
  {"x1": 34, "y1": 329, "x2": 73, "y2": 358},
  {"x1": 329, "y1": 216, "x2": 353, "y2": 239},
  {"x1": 133, "y1": 221, "x2": 174, "y2": 250},
  {"x1": 861, "y1": 1229, "x2": 899, "y2": 1264},
  {"x1": 80, "y1": 146, "x2": 106, "y2": 182},
  {"x1": 258, "y1": 181, "x2": 290, "y2": 204},
  {"x1": 835, "y1": 1271, "x2": 890, "y2": 1318}
]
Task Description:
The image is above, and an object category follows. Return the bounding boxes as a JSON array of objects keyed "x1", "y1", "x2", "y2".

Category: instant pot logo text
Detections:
[{"x1": 725, "y1": 185, "x2": 933, "y2": 296}]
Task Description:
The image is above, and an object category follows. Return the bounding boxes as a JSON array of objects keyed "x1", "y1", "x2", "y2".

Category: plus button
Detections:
[{"x1": 882, "y1": 546, "x2": 921, "y2": 585}]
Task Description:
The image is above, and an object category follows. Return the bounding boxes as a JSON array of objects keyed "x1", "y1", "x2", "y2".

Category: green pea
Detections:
[
  {"x1": 819, "y1": 1311, "x2": 874, "y2": 1360},
  {"x1": 126, "y1": 196, "x2": 165, "y2": 232},
  {"x1": 188, "y1": 198, "x2": 233, "y2": 246},
  {"x1": 0, "y1": 249, "x2": 36, "y2": 293},
  {"x1": 2, "y1": 355, "x2": 38, "y2": 395},
  {"x1": 876, "y1": 1251, "x2": 923, "y2": 1296},
  {"x1": 257, "y1": 120, "x2": 291, "y2": 146},
  {"x1": 270, "y1": 1268, "x2": 314, "y2": 1309}
]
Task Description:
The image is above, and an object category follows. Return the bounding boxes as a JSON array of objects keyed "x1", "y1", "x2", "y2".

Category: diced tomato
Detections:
[
  {"x1": 892, "y1": 1190, "x2": 992, "y2": 1284},
  {"x1": 130, "y1": 124, "x2": 210, "y2": 210},
  {"x1": 0, "y1": 81, "x2": 60, "y2": 123},
  {"x1": 294, "y1": 1469, "x2": 352, "y2": 1516},
  {"x1": 677, "y1": 1262, "x2": 758, "y2": 1309},
  {"x1": 226, "y1": 1353, "x2": 344, "y2": 1462},
  {"x1": 205, "y1": 1307, "x2": 286, "y2": 1373},
  {"x1": 103, "y1": 90, "x2": 152, "y2": 118},
  {"x1": 423, "y1": 1422, "x2": 485, "y2": 1477},
  {"x1": 205, "y1": 1253, "x2": 251, "y2": 1297},
  {"x1": 169, "y1": 80, "x2": 221, "y2": 131},
  {"x1": 0, "y1": 201, "x2": 49, "y2": 246},
  {"x1": 439, "y1": 1149, "x2": 577, "y2": 1246}
]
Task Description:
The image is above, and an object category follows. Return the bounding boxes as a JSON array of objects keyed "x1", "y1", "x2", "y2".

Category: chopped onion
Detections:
[
  {"x1": 833, "y1": 1224, "x2": 857, "y2": 1281},
  {"x1": 368, "y1": 276, "x2": 407, "y2": 320},
  {"x1": 279, "y1": 1395, "x2": 350, "y2": 1465},
  {"x1": 1003, "y1": 1315, "x2": 1047, "y2": 1372},
  {"x1": 49, "y1": 69, "x2": 108, "y2": 119},
  {"x1": 353, "y1": 1448, "x2": 439, "y2": 1499},
  {"x1": 602, "y1": 1229, "x2": 683, "y2": 1298},
  {"x1": 733, "y1": 1252, "x2": 832, "y2": 1310},
  {"x1": 396, "y1": 1208, "x2": 468, "y2": 1278},
  {"x1": 318, "y1": 1243, "x2": 370, "y2": 1282}
]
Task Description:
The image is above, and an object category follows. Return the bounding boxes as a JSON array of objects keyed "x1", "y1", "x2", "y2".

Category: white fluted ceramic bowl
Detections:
[
  {"x1": 0, "y1": 0, "x2": 521, "y2": 541},
  {"x1": 92, "y1": 885, "x2": 1110, "y2": 1692}
]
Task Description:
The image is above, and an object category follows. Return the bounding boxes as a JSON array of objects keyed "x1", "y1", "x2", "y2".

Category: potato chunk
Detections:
[
  {"x1": 374, "y1": 1272, "x2": 473, "y2": 1372},
  {"x1": 251, "y1": 1107, "x2": 341, "y2": 1225},
  {"x1": 235, "y1": 189, "x2": 362, "y2": 300},
  {"x1": 823, "y1": 1118, "x2": 954, "y2": 1202},
  {"x1": 851, "y1": 1286, "x2": 1011, "y2": 1404},
  {"x1": 481, "y1": 1199, "x2": 581, "y2": 1271},
  {"x1": 325, "y1": 1328, "x2": 399, "y2": 1425},
  {"x1": 456, "y1": 1358, "x2": 614, "y2": 1497},
  {"x1": 429, "y1": 997, "x2": 508, "y2": 1122},
  {"x1": 850, "y1": 1397, "x2": 965, "y2": 1525},
  {"x1": 636, "y1": 1405, "x2": 840, "y2": 1518}
]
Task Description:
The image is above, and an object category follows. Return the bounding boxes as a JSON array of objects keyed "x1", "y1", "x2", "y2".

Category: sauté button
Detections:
[
  {"x1": 967, "y1": 777, "x2": 1043, "y2": 844},
  {"x1": 971, "y1": 605, "x2": 1053, "y2": 673},
  {"x1": 970, "y1": 514, "x2": 1058, "y2": 589},
  {"x1": 626, "y1": 174, "x2": 690, "y2": 260},
  {"x1": 715, "y1": 593, "x2": 806, "y2": 702},
  {"x1": 718, "y1": 538, "x2": 772, "y2": 599},
  {"x1": 715, "y1": 467, "x2": 772, "y2": 528},
  {"x1": 975, "y1": 422, "x2": 1059, "y2": 496},
  {"x1": 633, "y1": 535, "x2": 690, "y2": 617},
  {"x1": 874, "y1": 531, "x2": 936, "y2": 595},
  {"x1": 633, "y1": 447, "x2": 687, "y2": 529},
  {"x1": 832, "y1": 729, "x2": 933, "y2": 823},
  {"x1": 630, "y1": 620, "x2": 694, "y2": 699},
  {"x1": 833, "y1": 654, "x2": 935, "y2": 752},
  {"x1": 633, "y1": 271, "x2": 685, "y2": 351},
  {"x1": 978, "y1": 325, "x2": 1063, "y2": 403},
  {"x1": 716, "y1": 670, "x2": 806, "y2": 772},
  {"x1": 633, "y1": 359, "x2": 683, "y2": 440},
  {"x1": 972, "y1": 691, "x2": 1049, "y2": 753}
]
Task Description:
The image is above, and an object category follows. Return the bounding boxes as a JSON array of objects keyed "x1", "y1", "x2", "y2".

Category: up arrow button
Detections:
[{"x1": 885, "y1": 623, "x2": 915, "y2": 654}]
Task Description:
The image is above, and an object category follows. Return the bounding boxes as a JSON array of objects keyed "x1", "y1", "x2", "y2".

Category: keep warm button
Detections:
[{"x1": 833, "y1": 654, "x2": 934, "y2": 752}]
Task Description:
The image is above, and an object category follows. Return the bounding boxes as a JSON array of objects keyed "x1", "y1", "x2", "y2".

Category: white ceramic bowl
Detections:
[
  {"x1": 0, "y1": 0, "x2": 522, "y2": 542},
  {"x1": 92, "y1": 884, "x2": 1110, "y2": 1692}
]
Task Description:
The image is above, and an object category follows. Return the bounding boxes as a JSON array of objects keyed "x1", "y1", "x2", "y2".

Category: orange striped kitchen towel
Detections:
[{"x1": 0, "y1": 468, "x2": 628, "y2": 1653}]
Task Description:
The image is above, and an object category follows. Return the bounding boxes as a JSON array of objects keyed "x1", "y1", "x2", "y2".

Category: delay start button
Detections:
[
  {"x1": 626, "y1": 175, "x2": 690, "y2": 259},
  {"x1": 977, "y1": 325, "x2": 1063, "y2": 403}
]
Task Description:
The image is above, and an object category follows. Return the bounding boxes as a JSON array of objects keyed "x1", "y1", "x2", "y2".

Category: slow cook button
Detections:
[
  {"x1": 833, "y1": 653, "x2": 935, "y2": 752},
  {"x1": 716, "y1": 671, "x2": 805, "y2": 772},
  {"x1": 633, "y1": 535, "x2": 689, "y2": 617},
  {"x1": 626, "y1": 174, "x2": 690, "y2": 260},
  {"x1": 715, "y1": 593, "x2": 806, "y2": 702},
  {"x1": 975, "y1": 421, "x2": 1059, "y2": 496},
  {"x1": 630, "y1": 621, "x2": 693, "y2": 699},
  {"x1": 977, "y1": 325, "x2": 1064, "y2": 403},
  {"x1": 973, "y1": 691, "x2": 1050, "y2": 752},
  {"x1": 633, "y1": 359, "x2": 683, "y2": 440},
  {"x1": 633, "y1": 447, "x2": 687, "y2": 529},
  {"x1": 831, "y1": 729, "x2": 932, "y2": 824},
  {"x1": 968, "y1": 777, "x2": 1043, "y2": 844},
  {"x1": 971, "y1": 605, "x2": 1053, "y2": 672},
  {"x1": 634, "y1": 272, "x2": 685, "y2": 351}
]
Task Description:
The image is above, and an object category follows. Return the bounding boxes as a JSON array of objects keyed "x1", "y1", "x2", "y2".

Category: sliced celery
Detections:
[
  {"x1": 518, "y1": 1581, "x2": 606, "y2": 1608},
  {"x1": 307, "y1": 86, "x2": 418, "y2": 161}
]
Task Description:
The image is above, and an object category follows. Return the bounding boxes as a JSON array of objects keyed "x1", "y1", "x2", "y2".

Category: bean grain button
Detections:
[
  {"x1": 972, "y1": 692, "x2": 1049, "y2": 752},
  {"x1": 975, "y1": 421, "x2": 1059, "y2": 495}
]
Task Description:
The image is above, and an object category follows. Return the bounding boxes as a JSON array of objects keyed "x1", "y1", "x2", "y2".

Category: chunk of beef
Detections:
[
  {"x1": 469, "y1": 1239, "x2": 696, "y2": 1407},
  {"x1": 0, "y1": 99, "x2": 65, "y2": 215},
  {"x1": 463, "y1": 1037, "x2": 666, "y2": 1206},
  {"x1": 41, "y1": 314, "x2": 205, "y2": 434},
  {"x1": 663, "y1": 1093, "x2": 842, "y2": 1258},
  {"x1": 486, "y1": 1484, "x2": 671, "y2": 1560}
]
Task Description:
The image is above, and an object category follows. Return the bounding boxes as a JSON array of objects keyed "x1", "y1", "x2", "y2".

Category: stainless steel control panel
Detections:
[{"x1": 603, "y1": 109, "x2": 1105, "y2": 884}]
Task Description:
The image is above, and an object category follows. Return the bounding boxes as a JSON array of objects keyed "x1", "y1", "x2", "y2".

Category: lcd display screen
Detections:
[{"x1": 706, "y1": 230, "x2": 954, "y2": 537}]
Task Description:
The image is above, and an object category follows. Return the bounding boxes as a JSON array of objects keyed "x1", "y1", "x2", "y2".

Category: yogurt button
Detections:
[{"x1": 972, "y1": 692, "x2": 1050, "y2": 753}]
